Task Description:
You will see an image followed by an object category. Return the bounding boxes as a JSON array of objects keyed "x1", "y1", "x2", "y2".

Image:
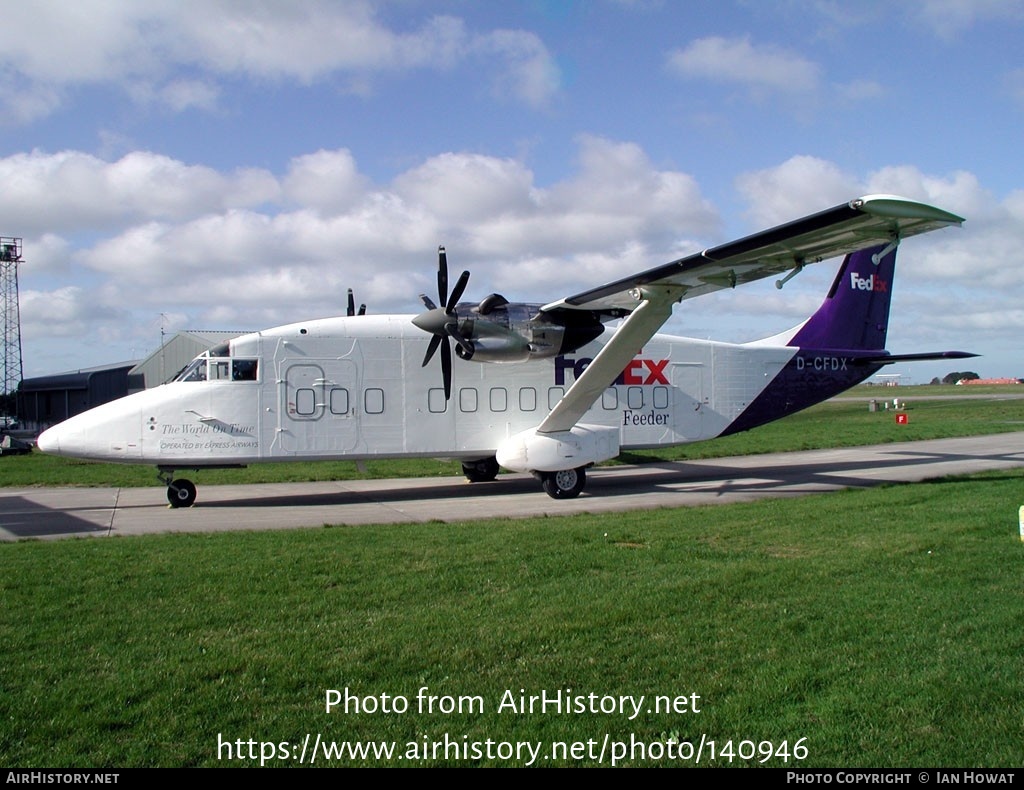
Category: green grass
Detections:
[
  {"x1": 2, "y1": 469, "x2": 1023, "y2": 767},
  {"x1": 3, "y1": 387, "x2": 1023, "y2": 767},
  {"x1": 4, "y1": 389, "x2": 1024, "y2": 488}
]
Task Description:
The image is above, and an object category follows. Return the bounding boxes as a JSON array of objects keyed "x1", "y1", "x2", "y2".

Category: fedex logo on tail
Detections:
[{"x1": 849, "y1": 271, "x2": 888, "y2": 292}]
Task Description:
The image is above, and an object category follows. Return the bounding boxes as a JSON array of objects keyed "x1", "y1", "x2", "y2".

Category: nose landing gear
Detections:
[{"x1": 158, "y1": 468, "x2": 197, "y2": 508}]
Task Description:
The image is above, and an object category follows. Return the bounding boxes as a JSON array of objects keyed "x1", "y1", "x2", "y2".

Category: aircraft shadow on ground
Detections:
[
  {"x1": 0, "y1": 495, "x2": 111, "y2": 539},
  {"x1": 178, "y1": 446, "x2": 1024, "y2": 511},
  {"x1": 602, "y1": 448, "x2": 1024, "y2": 499}
]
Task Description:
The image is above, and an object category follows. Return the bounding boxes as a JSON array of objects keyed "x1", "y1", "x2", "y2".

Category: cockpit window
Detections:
[
  {"x1": 233, "y1": 359, "x2": 258, "y2": 381},
  {"x1": 210, "y1": 360, "x2": 231, "y2": 381},
  {"x1": 174, "y1": 355, "x2": 258, "y2": 383},
  {"x1": 176, "y1": 357, "x2": 207, "y2": 382}
]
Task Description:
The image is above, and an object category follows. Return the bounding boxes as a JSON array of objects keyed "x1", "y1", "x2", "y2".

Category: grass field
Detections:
[{"x1": 1, "y1": 389, "x2": 1023, "y2": 767}]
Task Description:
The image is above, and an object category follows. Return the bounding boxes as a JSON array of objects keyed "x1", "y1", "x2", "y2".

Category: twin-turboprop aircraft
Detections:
[{"x1": 38, "y1": 195, "x2": 973, "y2": 507}]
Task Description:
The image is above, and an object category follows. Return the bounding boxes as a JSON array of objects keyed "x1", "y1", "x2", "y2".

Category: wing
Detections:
[
  {"x1": 536, "y1": 194, "x2": 963, "y2": 434},
  {"x1": 542, "y1": 194, "x2": 963, "y2": 315}
]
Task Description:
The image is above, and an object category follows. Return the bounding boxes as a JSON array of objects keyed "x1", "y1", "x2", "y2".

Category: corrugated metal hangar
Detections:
[{"x1": 17, "y1": 331, "x2": 245, "y2": 432}]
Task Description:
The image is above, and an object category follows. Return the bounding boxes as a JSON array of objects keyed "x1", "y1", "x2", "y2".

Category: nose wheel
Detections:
[
  {"x1": 159, "y1": 469, "x2": 198, "y2": 508},
  {"x1": 167, "y1": 479, "x2": 197, "y2": 508}
]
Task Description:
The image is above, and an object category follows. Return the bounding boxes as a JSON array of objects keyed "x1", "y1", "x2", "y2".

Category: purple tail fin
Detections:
[{"x1": 787, "y1": 244, "x2": 895, "y2": 351}]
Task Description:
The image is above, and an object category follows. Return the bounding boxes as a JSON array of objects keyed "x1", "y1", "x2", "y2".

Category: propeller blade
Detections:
[
  {"x1": 411, "y1": 245, "x2": 466, "y2": 401},
  {"x1": 358, "y1": 304, "x2": 366, "y2": 316},
  {"x1": 440, "y1": 336, "x2": 452, "y2": 401},
  {"x1": 347, "y1": 288, "x2": 355, "y2": 317},
  {"x1": 437, "y1": 246, "x2": 448, "y2": 306},
  {"x1": 446, "y1": 323, "x2": 473, "y2": 358},
  {"x1": 446, "y1": 270, "x2": 470, "y2": 313},
  {"x1": 422, "y1": 334, "x2": 442, "y2": 367}
]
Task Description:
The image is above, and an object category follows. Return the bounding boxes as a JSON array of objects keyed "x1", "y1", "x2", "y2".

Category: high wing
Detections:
[{"x1": 536, "y1": 194, "x2": 963, "y2": 434}]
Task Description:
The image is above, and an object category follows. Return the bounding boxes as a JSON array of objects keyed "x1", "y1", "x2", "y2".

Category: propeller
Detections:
[
  {"x1": 412, "y1": 246, "x2": 473, "y2": 399},
  {"x1": 346, "y1": 289, "x2": 366, "y2": 317}
]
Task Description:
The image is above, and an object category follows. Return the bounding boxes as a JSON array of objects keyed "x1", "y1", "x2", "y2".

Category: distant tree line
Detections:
[{"x1": 928, "y1": 372, "x2": 981, "y2": 385}]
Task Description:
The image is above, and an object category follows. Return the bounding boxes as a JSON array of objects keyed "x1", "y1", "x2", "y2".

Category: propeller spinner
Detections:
[{"x1": 412, "y1": 246, "x2": 474, "y2": 399}]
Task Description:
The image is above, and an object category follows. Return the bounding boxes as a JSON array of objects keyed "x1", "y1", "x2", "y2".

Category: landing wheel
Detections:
[
  {"x1": 463, "y1": 456, "x2": 500, "y2": 483},
  {"x1": 540, "y1": 467, "x2": 586, "y2": 499},
  {"x1": 167, "y1": 478, "x2": 197, "y2": 508}
]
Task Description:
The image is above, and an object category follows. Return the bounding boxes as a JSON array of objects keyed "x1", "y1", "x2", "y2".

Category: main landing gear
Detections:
[
  {"x1": 462, "y1": 456, "x2": 500, "y2": 483},
  {"x1": 538, "y1": 466, "x2": 586, "y2": 499},
  {"x1": 463, "y1": 456, "x2": 588, "y2": 499},
  {"x1": 159, "y1": 469, "x2": 197, "y2": 508}
]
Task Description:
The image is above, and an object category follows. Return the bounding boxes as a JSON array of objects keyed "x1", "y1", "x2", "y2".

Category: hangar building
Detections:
[{"x1": 17, "y1": 331, "x2": 244, "y2": 433}]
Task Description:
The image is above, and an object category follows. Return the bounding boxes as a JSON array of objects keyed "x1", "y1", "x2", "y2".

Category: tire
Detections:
[
  {"x1": 541, "y1": 467, "x2": 586, "y2": 499},
  {"x1": 463, "y1": 456, "x2": 500, "y2": 483},
  {"x1": 167, "y1": 478, "x2": 197, "y2": 508}
]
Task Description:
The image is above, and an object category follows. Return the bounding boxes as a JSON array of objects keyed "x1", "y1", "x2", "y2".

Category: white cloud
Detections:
[
  {"x1": 0, "y1": 150, "x2": 280, "y2": 235},
  {"x1": 911, "y1": 0, "x2": 1024, "y2": 38},
  {"x1": 735, "y1": 156, "x2": 859, "y2": 227},
  {"x1": 283, "y1": 149, "x2": 369, "y2": 213},
  {"x1": 392, "y1": 153, "x2": 536, "y2": 223},
  {"x1": 666, "y1": 36, "x2": 821, "y2": 95},
  {"x1": 474, "y1": 29, "x2": 561, "y2": 108},
  {"x1": 14, "y1": 140, "x2": 1024, "y2": 381},
  {"x1": 10, "y1": 138, "x2": 719, "y2": 354},
  {"x1": 0, "y1": 1, "x2": 560, "y2": 119},
  {"x1": 156, "y1": 80, "x2": 221, "y2": 113}
]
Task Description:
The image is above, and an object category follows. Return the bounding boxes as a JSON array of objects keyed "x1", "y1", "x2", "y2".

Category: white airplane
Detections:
[{"x1": 38, "y1": 195, "x2": 973, "y2": 507}]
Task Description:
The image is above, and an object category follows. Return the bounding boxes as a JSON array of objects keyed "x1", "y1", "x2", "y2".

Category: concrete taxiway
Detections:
[{"x1": 2, "y1": 432, "x2": 1023, "y2": 541}]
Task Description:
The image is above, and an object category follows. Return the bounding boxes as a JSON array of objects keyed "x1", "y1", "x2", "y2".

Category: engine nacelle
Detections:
[
  {"x1": 496, "y1": 424, "x2": 620, "y2": 473},
  {"x1": 455, "y1": 334, "x2": 530, "y2": 363},
  {"x1": 451, "y1": 297, "x2": 605, "y2": 364}
]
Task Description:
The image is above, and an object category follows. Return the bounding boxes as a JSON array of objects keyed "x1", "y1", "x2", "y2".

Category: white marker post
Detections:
[{"x1": 1020, "y1": 506, "x2": 1024, "y2": 542}]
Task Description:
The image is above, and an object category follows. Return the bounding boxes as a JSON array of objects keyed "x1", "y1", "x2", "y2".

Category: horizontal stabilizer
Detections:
[{"x1": 853, "y1": 351, "x2": 979, "y2": 366}]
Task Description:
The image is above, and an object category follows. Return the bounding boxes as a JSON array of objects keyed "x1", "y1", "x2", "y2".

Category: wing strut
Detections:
[{"x1": 538, "y1": 286, "x2": 681, "y2": 435}]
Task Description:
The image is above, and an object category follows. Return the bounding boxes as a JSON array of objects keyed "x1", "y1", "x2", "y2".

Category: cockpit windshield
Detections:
[
  {"x1": 175, "y1": 356, "x2": 208, "y2": 382},
  {"x1": 174, "y1": 352, "x2": 258, "y2": 383}
]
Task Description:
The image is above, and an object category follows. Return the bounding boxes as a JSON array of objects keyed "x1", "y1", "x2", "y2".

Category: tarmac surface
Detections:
[{"x1": 3, "y1": 431, "x2": 1024, "y2": 541}]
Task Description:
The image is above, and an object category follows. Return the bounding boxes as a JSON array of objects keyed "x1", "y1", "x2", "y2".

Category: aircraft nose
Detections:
[{"x1": 36, "y1": 425, "x2": 60, "y2": 454}]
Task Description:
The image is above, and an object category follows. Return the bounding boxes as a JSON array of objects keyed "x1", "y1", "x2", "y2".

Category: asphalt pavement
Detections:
[{"x1": 3, "y1": 432, "x2": 1023, "y2": 541}]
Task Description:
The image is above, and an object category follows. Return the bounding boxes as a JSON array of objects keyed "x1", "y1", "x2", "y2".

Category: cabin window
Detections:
[
  {"x1": 329, "y1": 388, "x2": 350, "y2": 415},
  {"x1": 428, "y1": 389, "x2": 447, "y2": 414},
  {"x1": 653, "y1": 386, "x2": 669, "y2": 410},
  {"x1": 295, "y1": 388, "x2": 317, "y2": 416},
  {"x1": 627, "y1": 386, "x2": 644, "y2": 409},
  {"x1": 459, "y1": 388, "x2": 478, "y2": 413},
  {"x1": 489, "y1": 388, "x2": 507, "y2": 412},
  {"x1": 602, "y1": 388, "x2": 618, "y2": 410},
  {"x1": 547, "y1": 387, "x2": 564, "y2": 410},
  {"x1": 364, "y1": 388, "x2": 385, "y2": 415},
  {"x1": 519, "y1": 387, "x2": 537, "y2": 412}
]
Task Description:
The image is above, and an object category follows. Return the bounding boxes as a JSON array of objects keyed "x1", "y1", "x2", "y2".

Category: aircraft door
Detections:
[
  {"x1": 671, "y1": 362, "x2": 705, "y2": 440},
  {"x1": 279, "y1": 360, "x2": 359, "y2": 454}
]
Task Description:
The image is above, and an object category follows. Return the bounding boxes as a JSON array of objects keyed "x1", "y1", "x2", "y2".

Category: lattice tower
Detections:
[{"x1": 1, "y1": 237, "x2": 24, "y2": 398}]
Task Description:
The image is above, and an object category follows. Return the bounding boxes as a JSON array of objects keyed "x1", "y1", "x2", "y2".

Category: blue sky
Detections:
[{"x1": 3, "y1": 0, "x2": 1023, "y2": 383}]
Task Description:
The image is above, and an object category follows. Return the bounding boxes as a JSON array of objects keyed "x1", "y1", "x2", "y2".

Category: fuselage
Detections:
[{"x1": 36, "y1": 313, "x2": 878, "y2": 468}]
